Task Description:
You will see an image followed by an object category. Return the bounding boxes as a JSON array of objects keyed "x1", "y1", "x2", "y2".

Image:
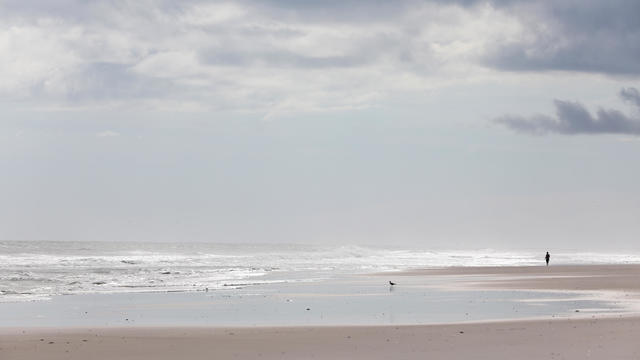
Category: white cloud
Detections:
[
  {"x1": 179, "y1": 3, "x2": 247, "y2": 26},
  {"x1": 133, "y1": 51, "x2": 202, "y2": 80},
  {"x1": 0, "y1": 1, "x2": 545, "y2": 115}
]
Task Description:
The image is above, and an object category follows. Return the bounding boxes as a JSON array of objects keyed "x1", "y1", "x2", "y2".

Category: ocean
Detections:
[{"x1": 2, "y1": 240, "x2": 640, "y2": 303}]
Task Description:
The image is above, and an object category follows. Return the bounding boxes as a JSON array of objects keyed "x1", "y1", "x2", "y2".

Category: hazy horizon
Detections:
[{"x1": 4, "y1": 238, "x2": 640, "y2": 252}]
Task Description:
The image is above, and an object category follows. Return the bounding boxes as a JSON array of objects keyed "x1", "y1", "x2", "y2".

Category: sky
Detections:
[{"x1": 1, "y1": 0, "x2": 640, "y2": 249}]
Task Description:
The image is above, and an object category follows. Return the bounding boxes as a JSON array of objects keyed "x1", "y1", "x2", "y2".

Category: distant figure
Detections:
[
  {"x1": 389, "y1": 281, "x2": 396, "y2": 286},
  {"x1": 545, "y1": 252, "x2": 550, "y2": 266}
]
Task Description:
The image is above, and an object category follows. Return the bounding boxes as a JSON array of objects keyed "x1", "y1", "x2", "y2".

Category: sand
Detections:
[
  {"x1": 399, "y1": 264, "x2": 640, "y2": 287},
  {"x1": 3, "y1": 264, "x2": 640, "y2": 359},
  {"x1": 3, "y1": 317, "x2": 640, "y2": 360},
  {"x1": 398, "y1": 264, "x2": 640, "y2": 293}
]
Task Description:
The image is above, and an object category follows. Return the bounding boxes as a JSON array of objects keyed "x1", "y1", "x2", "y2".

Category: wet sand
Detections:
[
  {"x1": 397, "y1": 264, "x2": 640, "y2": 293},
  {"x1": 3, "y1": 264, "x2": 640, "y2": 359}
]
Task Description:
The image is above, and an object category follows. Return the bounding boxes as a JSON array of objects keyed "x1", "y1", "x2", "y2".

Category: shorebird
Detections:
[{"x1": 389, "y1": 281, "x2": 396, "y2": 286}]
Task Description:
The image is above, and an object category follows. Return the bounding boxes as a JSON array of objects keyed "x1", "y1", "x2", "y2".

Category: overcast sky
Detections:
[{"x1": 2, "y1": 0, "x2": 640, "y2": 249}]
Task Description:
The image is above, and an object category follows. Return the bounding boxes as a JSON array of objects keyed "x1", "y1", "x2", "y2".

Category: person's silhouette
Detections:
[{"x1": 545, "y1": 251, "x2": 550, "y2": 266}]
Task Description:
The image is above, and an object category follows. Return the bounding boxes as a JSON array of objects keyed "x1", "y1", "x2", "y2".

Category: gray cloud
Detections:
[
  {"x1": 63, "y1": 63, "x2": 175, "y2": 101},
  {"x1": 199, "y1": 49, "x2": 369, "y2": 69},
  {"x1": 620, "y1": 87, "x2": 640, "y2": 108},
  {"x1": 495, "y1": 87, "x2": 640, "y2": 135},
  {"x1": 482, "y1": 0, "x2": 640, "y2": 75},
  {"x1": 238, "y1": 0, "x2": 640, "y2": 76},
  {"x1": 241, "y1": 0, "x2": 417, "y2": 23}
]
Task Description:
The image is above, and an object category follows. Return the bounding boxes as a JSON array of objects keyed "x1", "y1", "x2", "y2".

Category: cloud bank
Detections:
[
  {"x1": 495, "y1": 87, "x2": 640, "y2": 135},
  {"x1": 0, "y1": 0, "x2": 638, "y2": 116},
  {"x1": 0, "y1": 0, "x2": 509, "y2": 114}
]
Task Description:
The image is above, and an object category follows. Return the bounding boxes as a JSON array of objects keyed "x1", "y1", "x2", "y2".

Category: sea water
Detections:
[
  {"x1": 0, "y1": 274, "x2": 626, "y2": 327},
  {"x1": 2, "y1": 240, "x2": 640, "y2": 303}
]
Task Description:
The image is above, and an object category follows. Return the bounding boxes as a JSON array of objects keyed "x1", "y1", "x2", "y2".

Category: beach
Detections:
[
  {"x1": 3, "y1": 316, "x2": 640, "y2": 360},
  {"x1": 4, "y1": 0, "x2": 639, "y2": 357},
  {"x1": 3, "y1": 264, "x2": 640, "y2": 359},
  {"x1": 3, "y1": 0, "x2": 637, "y2": 358}
]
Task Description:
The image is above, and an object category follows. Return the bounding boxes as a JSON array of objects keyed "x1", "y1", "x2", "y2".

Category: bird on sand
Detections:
[{"x1": 389, "y1": 281, "x2": 396, "y2": 286}]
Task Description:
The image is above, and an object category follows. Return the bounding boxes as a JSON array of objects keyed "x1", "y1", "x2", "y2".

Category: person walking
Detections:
[{"x1": 545, "y1": 251, "x2": 550, "y2": 266}]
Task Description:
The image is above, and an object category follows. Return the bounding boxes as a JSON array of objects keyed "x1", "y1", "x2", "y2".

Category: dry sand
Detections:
[
  {"x1": 3, "y1": 318, "x2": 640, "y2": 360},
  {"x1": 3, "y1": 264, "x2": 640, "y2": 360}
]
